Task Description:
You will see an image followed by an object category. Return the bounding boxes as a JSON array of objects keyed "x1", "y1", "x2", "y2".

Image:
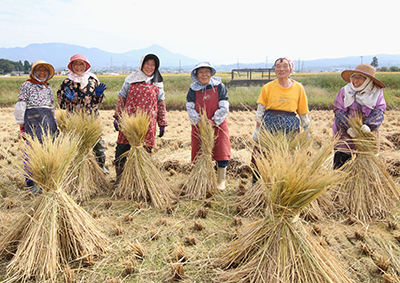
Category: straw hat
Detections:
[
  {"x1": 31, "y1": 60, "x2": 55, "y2": 80},
  {"x1": 67, "y1": 54, "x2": 91, "y2": 73},
  {"x1": 341, "y1": 64, "x2": 386, "y2": 88}
]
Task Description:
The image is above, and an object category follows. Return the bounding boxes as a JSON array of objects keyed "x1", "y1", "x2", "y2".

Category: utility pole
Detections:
[{"x1": 298, "y1": 58, "x2": 300, "y2": 73}]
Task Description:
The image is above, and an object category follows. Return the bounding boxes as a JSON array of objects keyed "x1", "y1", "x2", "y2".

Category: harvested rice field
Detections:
[{"x1": 1, "y1": 107, "x2": 400, "y2": 282}]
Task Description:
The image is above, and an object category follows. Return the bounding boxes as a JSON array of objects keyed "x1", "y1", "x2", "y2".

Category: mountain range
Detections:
[
  {"x1": 0, "y1": 43, "x2": 199, "y2": 72},
  {"x1": 1, "y1": 43, "x2": 400, "y2": 72}
]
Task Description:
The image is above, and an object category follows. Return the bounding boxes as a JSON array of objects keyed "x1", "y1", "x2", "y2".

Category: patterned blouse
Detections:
[
  {"x1": 18, "y1": 81, "x2": 54, "y2": 107},
  {"x1": 57, "y1": 76, "x2": 105, "y2": 116}
]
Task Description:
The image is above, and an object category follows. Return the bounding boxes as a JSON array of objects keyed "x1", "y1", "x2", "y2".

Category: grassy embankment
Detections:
[{"x1": 1, "y1": 72, "x2": 400, "y2": 110}]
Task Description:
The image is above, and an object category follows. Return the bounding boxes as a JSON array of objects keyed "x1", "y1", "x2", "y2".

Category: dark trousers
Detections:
[
  {"x1": 114, "y1": 143, "x2": 152, "y2": 166},
  {"x1": 333, "y1": 151, "x2": 352, "y2": 170}
]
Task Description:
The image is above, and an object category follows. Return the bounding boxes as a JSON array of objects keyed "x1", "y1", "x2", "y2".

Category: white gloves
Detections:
[
  {"x1": 347, "y1": 125, "x2": 370, "y2": 138},
  {"x1": 347, "y1": 127, "x2": 357, "y2": 138},
  {"x1": 253, "y1": 127, "x2": 260, "y2": 142},
  {"x1": 361, "y1": 124, "x2": 371, "y2": 133},
  {"x1": 299, "y1": 113, "x2": 310, "y2": 128}
]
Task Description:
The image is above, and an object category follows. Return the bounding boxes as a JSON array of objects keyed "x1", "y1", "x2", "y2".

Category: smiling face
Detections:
[
  {"x1": 142, "y1": 59, "x2": 156, "y2": 77},
  {"x1": 72, "y1": 60, "x2": 87, "y2": 75},
  {"x1": 35, "y1": 65, "x2": 49, "y2": 81},
  {"x1": 196, "y1": 67, "x2": 212, "y2": 85},
  {"x1": 274, "y1": 58, "x2": 291, "y2": 79}
]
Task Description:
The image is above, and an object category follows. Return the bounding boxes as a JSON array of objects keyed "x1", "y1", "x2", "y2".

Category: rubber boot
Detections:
[
  {"x1": 217, "y1": 167, "x2": 227, "y2": 191},
  {"x1": 96, "y1": 155, "x2": 109, "y2": 174},
  {"x1": 113, "y1": 165, "x2": 124, "y2": 189}
]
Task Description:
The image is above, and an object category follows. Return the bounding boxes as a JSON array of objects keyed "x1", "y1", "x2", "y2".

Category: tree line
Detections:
[
  {"x1": 2, "y1": 57, "x2": 400, "y2": 75},
  {"x1": 0, "y1": 59, "x2": 31, "y2": 75},
  {"x1": 370, "y1": 56, "x2": 400, "y2": 72}
]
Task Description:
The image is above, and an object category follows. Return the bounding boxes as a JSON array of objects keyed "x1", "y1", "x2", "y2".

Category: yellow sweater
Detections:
[{"x1": 257, "y1": 79, "x2": 309, "y2": 115}]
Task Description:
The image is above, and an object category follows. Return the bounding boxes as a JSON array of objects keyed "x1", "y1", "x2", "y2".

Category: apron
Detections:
[
  {"x1": 117, "y1": 82, "x2": 159, "y2": 148},
  {"x1": 24, "y1": 107, "x2": 57, "y2": 141},
  {"x1": 191, "y1": 86, "x2": 231, "y2": 162},
  {"x1": 262, "y1": 110, "x2": 300, "y2": 134}
]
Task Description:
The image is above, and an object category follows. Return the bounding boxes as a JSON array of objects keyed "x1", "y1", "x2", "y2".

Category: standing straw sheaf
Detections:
[
  {"x1": 181, "y1": 109, "x2": 218, "y2": 199},
  {"x1": 218, "y1": 130, "x2": 352, "y2": 283},
  {"x1": 333, "y1": 115, "x2": 400, "y2": 221},
  {"x1": 114, "y1": 110, "x2": 177, "y2": 209},
  {"x1": 0, "y1": 132, "x2": 108, "y2": 283},
  {"x1": 238, "y1": 129, "x2": 336, "y2": 219},
  {"x1": 56, "y1": 109, "x2": 109, "y2": 202}
]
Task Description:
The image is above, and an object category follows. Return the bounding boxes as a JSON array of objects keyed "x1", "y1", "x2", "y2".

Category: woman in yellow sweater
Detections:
[
  {"x1": 252, "y1": 57, "x2": 310, "y2": 183},
  {"x1": 253, "y1": 57, "x2": 309, "y2": 137}
]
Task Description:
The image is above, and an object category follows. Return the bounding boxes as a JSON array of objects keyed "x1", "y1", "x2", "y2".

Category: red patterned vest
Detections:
[
  {"x1": 191, "y1": 86, "x2": 231, "y2": 162},
  {"x1": 116, "y1": 82, "x2": 159, "y2": 147}
]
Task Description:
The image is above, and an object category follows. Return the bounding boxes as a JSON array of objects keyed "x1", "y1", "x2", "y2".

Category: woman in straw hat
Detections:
[
  {"x1": 57, "y1": 54, "x2": 109, "y2": 173},
  {"x1": 13, "y1": 60, "x2": 58, "y2": 193},
  {"x1": 332, "y1": 64, "x2": 387, "y2": 169},
  {"x1": 113, "y1": 53, "x2": 168, "y2": 186}
]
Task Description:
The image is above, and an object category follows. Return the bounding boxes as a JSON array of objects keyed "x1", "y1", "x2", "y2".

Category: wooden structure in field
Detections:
[{"x1": 227, "y1": 68, "x2": 275, "y2": 87}]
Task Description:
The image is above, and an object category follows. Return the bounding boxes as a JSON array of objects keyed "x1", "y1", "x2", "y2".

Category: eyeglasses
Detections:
[{"x1": 350, "y1": 75, "x2": 366, "y2": 81}]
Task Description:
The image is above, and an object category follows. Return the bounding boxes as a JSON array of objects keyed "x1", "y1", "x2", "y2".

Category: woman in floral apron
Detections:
[{"x1": 113, "y1": 53, "x2": 167, "y2": 186}]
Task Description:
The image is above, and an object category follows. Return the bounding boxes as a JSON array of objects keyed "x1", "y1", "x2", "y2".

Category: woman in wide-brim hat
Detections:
[
  {"x1": 13, "y1": 60, "x2": 58, "y2": 193},
  {"x1": 332, "y1": 64, "x2": 387, "y2": 169}
]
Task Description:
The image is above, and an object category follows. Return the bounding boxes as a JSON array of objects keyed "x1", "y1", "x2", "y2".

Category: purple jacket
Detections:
[{"x1": 332, "y1": 86, "x2": 386, "y2": 153}]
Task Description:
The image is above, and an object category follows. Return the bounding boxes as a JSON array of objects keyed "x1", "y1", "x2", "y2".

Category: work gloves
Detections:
[
  {"x1": 65, "y1": 88, "x2": 75, "y2": 102},
  {"x1": 95, "y1": 83, "x2": 107, "y2": 96},
  {"x1": 158, "y1": 126, "x2": 165, "y2": 138},
  {"x1": 347, "y1": 124, "x2": 371, "y2": 138}
]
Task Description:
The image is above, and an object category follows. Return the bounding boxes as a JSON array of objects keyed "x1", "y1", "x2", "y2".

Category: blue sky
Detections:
[{"x1": 1, "y1": 0, "x2": 398, "y2": 65}]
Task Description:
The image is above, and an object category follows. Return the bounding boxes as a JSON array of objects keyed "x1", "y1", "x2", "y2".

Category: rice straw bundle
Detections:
[
  {"x1": 218, "y1": 131, "x2": 352, "y2": 282},
  {"x1": 181, "y1": 109, "x2": 218, "y2": 199},
  {"x1": 0, "y1": 132, "x2": 108, "y2": 282},
  {"x1": 239, "y1": 129, "x2": 336, "y2": 219},
  {"x1": 114, "y1": 110, "x2": 177, "y2": 209},
  {"x1": 333, "y1": 115, "x2": 400, "y2": 221},
  {"x1": 56, "y1": 109, "x2": 109, "y2": 202}
]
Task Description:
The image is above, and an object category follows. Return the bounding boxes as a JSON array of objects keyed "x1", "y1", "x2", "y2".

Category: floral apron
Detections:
[{"x1": 116, "y1": 82, "x2": 159, "y2": 148}]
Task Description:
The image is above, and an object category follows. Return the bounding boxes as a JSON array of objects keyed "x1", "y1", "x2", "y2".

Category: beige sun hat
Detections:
[
  {"x1": 31, "y1": 60, "x2": 55, "y2": 80},
  {"x1": 341, "y1": 64, "x2": 386, "y2": 88}
]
